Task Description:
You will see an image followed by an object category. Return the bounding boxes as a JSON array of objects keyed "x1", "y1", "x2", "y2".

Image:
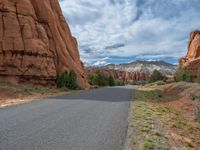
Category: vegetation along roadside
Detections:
[{"x1": 126, "y1": 82, "x2": 200, "y2": 150}]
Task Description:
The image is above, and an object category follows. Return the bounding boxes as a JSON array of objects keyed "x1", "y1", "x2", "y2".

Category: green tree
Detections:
[
  {"x1": 108, "y1": 76, "x2": 115, "y2": 86},
  {"x1": 57, "y1": 70, "x2": 68, "y2": 88},
  {"x1": 94, "y1": 71, "x2": 108, "y2": 86},
  {"x1": 57, "y1": 70, "x2": 79, "y2": 89},
  {"x1": 87, "y1": 71, "x2": 126, "y2": 87},
  {"x1": 87, "y1": 74, "x2": 95, "y2": 85},
  {"x1": 87, "y1": 71, "x2": 115, "y2": 87},
  {"x1": 66, "y1": 70, "x2": 78, "y2": 89},
  {"x1": 174, "y1": 67, "x2": 192, "y2": 82},
  {"x1": 149, "y1": 70, "x2": 165, "y2": 83}
]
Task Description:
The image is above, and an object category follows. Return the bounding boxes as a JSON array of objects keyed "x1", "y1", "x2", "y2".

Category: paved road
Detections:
[{"x1": 0, "y1": 87, "x2": 132, "y2": 150}]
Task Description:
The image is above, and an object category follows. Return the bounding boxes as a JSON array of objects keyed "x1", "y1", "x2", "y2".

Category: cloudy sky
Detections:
[{"x1": 59, "y1": 0, "x2": 200, "y2": 66}]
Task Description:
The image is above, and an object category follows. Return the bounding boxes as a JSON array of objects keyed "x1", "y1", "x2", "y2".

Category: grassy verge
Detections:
[
  {"x1": 127, "y1": 89, "x2": 172, "y2": 150},
  {"x1": 127, "y1": 87, "x2": 200, "y2": 150}
]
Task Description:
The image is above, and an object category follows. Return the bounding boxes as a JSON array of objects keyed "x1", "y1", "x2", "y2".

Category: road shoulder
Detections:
[
  {"x1": 0, "y1": 81, "x2": 76, "y2": 108},
  {"x1": 126, "y1": 83, "x2": 200, "y2": 150}
]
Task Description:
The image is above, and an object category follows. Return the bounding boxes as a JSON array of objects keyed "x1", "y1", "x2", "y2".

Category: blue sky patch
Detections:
[{"x1": 59, "y1": 0, "x2": 200, "y2": 66}]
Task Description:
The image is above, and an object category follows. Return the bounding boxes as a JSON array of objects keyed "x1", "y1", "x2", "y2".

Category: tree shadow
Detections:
[{"x1": 49, "y1": 87, "x2": 133, "y2": 102}]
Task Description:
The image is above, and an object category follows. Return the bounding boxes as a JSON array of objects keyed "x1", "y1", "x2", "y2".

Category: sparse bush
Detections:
[
  {"x1": 149, "y1": 70, "x2": 165, "y2": 83},
  {"x1": 165, "y1": 78, "x2": 175, "y2": 84},
  {"x1": 156, "y1": 81, "x2": 166, "y2": 85},
  {"x1": 174, "y1": 67, "x2": 192, "y2": 82},
  {"x1": 132, "y1": 81, "x2": 148, "y2": 85},
  {"x1": 115, "y1": 80, "x2": 125, "y2": 86},
  {"x1": 0, "y1": 80, "x2": 12, "y2": 86},
  {"x1": 57, "y1": 70, "x2": 79, "y2": 89},
  {"x1": 115, "y1": 81, "x2": 120, "y2": 86}
]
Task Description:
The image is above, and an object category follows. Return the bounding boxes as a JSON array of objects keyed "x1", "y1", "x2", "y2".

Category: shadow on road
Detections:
[{"x1": 49, "y1": 87, "x2": 133, "y2": 102}]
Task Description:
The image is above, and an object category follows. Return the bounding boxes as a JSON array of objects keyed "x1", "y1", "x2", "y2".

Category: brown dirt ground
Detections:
[
  {"x1": 141, "y1": 81, "x2": 200, "y2": 149},
  {"x1": 0, "y1": 81, "x2": 75, "y2": 108},
  {"x1": 142, "y1": 82, "x2": 200, "y2": 122}
]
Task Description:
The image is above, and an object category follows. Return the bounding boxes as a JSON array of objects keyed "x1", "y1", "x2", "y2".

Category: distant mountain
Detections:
[
  {"x1": 86, "y1": 61, "x2": 177, "y2": 82},
  {"x1": 102, "y1": 61, "x2": 177, "y2": 75}
]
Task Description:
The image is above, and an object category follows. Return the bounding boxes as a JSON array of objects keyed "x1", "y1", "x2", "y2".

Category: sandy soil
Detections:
[{"x1": 0, "y1": 81, "x2": 75, "y2": 108}]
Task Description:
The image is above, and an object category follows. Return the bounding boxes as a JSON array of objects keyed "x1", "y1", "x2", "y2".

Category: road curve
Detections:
[{"x1": 0, "y1": 87, "x2": 132, "y2": 150}]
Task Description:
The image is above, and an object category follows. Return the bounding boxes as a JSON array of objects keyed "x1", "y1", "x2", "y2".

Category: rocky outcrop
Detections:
[
  {"x1": 180, "y1": 30, "x2": 200, "y2": 78},
  {"x1": 0, "y1": 0, "x2": 89, "y2": 88},
  {"x1": 86, "y1": 68, "x2": 149, "y2": 83},
  {"x1": 87, "y1": 61, "x2": 176, "y2": 83}
]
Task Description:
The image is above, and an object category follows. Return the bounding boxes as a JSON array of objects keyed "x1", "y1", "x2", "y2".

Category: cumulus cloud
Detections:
[
  {"x1": 59, "y1": 0, "x2": 200, "y2": 66},
  {"x1": 83, "y1": 57, "x2": 110, "y2": 67}
]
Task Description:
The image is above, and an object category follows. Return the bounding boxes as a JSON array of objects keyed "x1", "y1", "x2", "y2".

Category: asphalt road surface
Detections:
[{"x1": 0, "y1": 87, "x2": 132, "y2": 150}]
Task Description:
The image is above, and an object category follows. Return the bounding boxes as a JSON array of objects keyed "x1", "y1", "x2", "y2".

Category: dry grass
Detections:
[
  {"x1": 127, "y1": 90, "x2": 172, "y2": 150},
  {"x1": 127, "y1": 82, "x2": 200, "y2": 150},
  {"x1": 0, "y1": 80, "x2": 75, "y2": 108}
]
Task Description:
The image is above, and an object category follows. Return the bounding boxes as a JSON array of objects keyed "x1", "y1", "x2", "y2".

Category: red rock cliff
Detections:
[
  {"x1": 86, "y1": 68, "x2": 150, "y2": 83},
  {"x1": 86, "y1": 61, "x2": 176, "y2": 83},
  {"x1": 0, "y1": 0, "x2": 89, "y2": 88},
  {"x1": 180, "y1": 30, "x2": 200, "y2": 78}
]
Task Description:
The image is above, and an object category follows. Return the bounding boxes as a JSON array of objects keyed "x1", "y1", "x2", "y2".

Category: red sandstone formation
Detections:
[
  {"x1": 86, "y1": 68, "x2": 150, "y2": 83},
  {"x1": 86, "y1": 61, "x2": 176, "y2": 83},
  {"x1": 0, "y1": 0, "x2": 89, "y2": 88},
  {"x1": 180, "y1": 30, "x2": 200, "y2": 78}
]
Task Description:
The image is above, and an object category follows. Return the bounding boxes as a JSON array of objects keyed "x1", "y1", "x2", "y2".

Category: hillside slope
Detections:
[
  {"x1": 104, "y1": 61, "x2": 176, "y2": 75},
  {"x1": 87, "y1": 61, "x2": 176, "y2": 82}
]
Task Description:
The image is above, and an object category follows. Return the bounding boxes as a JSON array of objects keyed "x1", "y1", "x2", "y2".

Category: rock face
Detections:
[
  {"x1": 0, "y1": 0, "x2": 89, "y2": 88},
  {"x1": 180, "y1": 30, "x2": 200, "y2": 78},
  {"x1": 87, "y1": 61, "x2": 176, "y2": 83},
  {"x1": 86, "y1": 68, "x2": 150, "y2": 83}
]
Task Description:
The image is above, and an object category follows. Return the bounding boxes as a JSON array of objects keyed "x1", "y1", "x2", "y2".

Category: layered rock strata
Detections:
[
  {"x1": 86, "y1": 68, "x2": 150, "y2": 83},
  {"x1": 180, "y1": 30, "x2": 200, "y2": 78},
  {"x1": 0, "y1": 0, "x2": 89, "y2": 88},
  {"x1": 86, "y1": 61, "x2": 176, "y2": 83}
]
